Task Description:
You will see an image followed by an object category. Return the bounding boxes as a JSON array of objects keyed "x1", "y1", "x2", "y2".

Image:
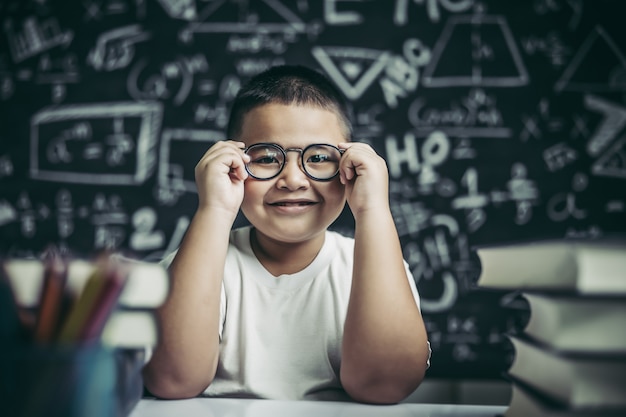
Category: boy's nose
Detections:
[{"x1": 276, "y1": 155, "x2": 309, "y2": 190}]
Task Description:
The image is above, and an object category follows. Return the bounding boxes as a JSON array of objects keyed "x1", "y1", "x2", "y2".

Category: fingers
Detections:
[
  {"x1": 337, "y1": 142, "x2": 382, "y2": 184},
  {"x1": 196, "y1": 140, "x2": 250, "y2": 181},
  {"x1": 226, "y1": 141, "x2": 250, "y2": 181}
]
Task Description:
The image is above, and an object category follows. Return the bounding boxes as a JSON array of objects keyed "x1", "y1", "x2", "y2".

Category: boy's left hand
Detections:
[{"x1": 338, "y1": 142, "x2": 390, "y2": 218}]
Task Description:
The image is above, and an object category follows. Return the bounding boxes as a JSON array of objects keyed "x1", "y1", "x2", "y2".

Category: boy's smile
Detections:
[
  {"x1": 238, "y1": 103, "x2": 348, "y2": 245},
  {"x1": 269, "y1": 198, "x2": 318, "y2": 211}
]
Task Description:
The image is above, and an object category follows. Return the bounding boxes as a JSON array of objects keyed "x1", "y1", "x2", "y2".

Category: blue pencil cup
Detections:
[{"x1": 1, "y1": 344, "x2": 144, "y2": 417}]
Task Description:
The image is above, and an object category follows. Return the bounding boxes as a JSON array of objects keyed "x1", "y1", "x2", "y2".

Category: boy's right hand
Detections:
[{"x1": 194, "y1": 141, "x2": 250, "y2": 219}]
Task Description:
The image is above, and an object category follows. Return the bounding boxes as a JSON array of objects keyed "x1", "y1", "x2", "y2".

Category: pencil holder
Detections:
[{"x1": 0, "y1": 343, "x2": 145, "y2": 417}]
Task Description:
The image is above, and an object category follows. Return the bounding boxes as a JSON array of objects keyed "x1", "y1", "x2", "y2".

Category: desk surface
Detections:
[{"x1": 129, "y1": 398, "x2": 507, "y2": 417}]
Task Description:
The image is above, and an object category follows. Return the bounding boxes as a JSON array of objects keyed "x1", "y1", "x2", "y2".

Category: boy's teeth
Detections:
[{"x1": 276, "y1": 202, "x2": 309, "y2": 206}]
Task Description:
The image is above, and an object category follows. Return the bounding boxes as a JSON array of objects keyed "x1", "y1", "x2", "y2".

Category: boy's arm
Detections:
[
  {"x1": 142, "y1": 142, "x2": 249, "y2": 399},
  {"x1": 338, "y1": 143, "x2": 430, "y2": 404}
]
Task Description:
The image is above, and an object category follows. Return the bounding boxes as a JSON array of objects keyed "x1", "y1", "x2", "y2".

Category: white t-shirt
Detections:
[{"x1": 160, "y1": 226, "x2": 425, "y2": 400}]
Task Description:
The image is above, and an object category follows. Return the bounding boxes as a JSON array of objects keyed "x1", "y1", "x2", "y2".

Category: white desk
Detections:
[{"x1": 129, "y1": 398, "x2": 507, "y2": 417}]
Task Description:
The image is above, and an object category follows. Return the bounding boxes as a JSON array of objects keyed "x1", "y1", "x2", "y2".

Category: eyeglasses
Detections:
[{"x1": 244, "y1": 143, "x2": 344, "y2": 181}]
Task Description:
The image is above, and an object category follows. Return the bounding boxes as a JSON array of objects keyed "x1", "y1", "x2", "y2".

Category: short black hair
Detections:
[{"x1": 226, "y1": 65, "x2": 353, "y2": 140}]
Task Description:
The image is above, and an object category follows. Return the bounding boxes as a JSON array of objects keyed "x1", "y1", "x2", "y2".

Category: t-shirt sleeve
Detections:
[
  {"x1": 403, "y1": 260, "x2": 421, "y2": 311},
  {"x1": 219, "y1": 282, "x2": 226, "y2": 340},
  {"x1": 158, "y1": 250, "x2": 177, "y2": 269}
]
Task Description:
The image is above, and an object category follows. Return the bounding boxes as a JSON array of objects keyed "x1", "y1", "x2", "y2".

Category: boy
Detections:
[{"x1": 142, "y1": 65, "x2": 430, "y2": 404}]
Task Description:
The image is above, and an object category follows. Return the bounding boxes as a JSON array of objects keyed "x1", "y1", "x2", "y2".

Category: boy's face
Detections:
[{"x1": 239, "y1": 103, "x2": 347, "y2": 244}]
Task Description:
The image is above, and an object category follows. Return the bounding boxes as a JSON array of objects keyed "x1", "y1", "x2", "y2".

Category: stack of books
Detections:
[
  {"x1": 476, "y1": 240, "x2": 626, "y2": 417},
  {"x1": 1, "y1": 251, "x2": 169, "y2": 348}
]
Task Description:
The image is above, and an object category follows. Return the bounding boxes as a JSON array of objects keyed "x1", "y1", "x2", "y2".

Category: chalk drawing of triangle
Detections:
[
  {"x1": 592, "y1": 133, "x2": 626, "y2": 179},
  {"x1": 188, "y1": 0, "x2": 305, "y2": 32},
  {"x1": 156, "y1": 0, "x2": 197, "y2": 20},
  {"x1": 312, "y1": 46, "x2": 390, "y2": 100},
  {"x1": 555, "y1": 26, "x2": 626, "y2": 92}
]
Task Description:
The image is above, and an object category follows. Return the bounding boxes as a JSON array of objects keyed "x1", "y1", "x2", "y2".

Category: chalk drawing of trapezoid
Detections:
[
  {"x1": 184, "y1": 0, "x2": 307, "y2": 34},
  {"x1": 422, "y1": 14, "x2": 528, "y2": 88},
  {"x1": 312, "y1": 46, "x2": 390, "y2": 101},
  {"x1": 555, "y1": 26, "x2": 626, "y2": 93},
  {"x1": 592, "y1": 133, "x2": 626, "y2": 179}
]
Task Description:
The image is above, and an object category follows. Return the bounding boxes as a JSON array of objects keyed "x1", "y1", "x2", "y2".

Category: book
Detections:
[
  {"x1": 523, "y1": 293, "x2": 626, "y2": 354},
  {"x1": 101, "y1": 310, "x2": 158, "y2": 348},
  {"x1": 2, "y1": 256, "x2": 169, "y2": 310},
  {"x1": 507, "y1": 335, "x2": 626, "y2": 409},
  {"x1": 506, "y1": 380, "x2": 626, "y2": 417},
  {"x1": 1, "y1": 258, "x2": 35, "y2": 340},
  {"x1": 476, "y1": 240, "x2": 626, "y2": 294},
  {"x1": 114, "y1": 256, "x2": 169, "y2": 308}
]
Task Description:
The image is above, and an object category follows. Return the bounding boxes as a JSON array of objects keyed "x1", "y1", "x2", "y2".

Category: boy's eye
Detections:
[
  {"x1": 252, "y1": 156, "x2": 280, "y2": 165},
  {"x1": 307, "y1": 153, "x2": 332, "y2": 163}
]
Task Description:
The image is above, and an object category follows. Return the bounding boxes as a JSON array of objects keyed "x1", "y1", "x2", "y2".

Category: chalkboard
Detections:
[{"x1": 1, "y1": 0, "x2": 625, "y2": 379}]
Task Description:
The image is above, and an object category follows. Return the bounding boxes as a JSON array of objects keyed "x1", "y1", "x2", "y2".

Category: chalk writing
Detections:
[{"x1": 30, "y1": 102, "x2": 163, "y2": 184}]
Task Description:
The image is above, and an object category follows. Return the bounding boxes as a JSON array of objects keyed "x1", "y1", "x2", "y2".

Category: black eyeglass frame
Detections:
[{"x1": 243, "y1": 142, "x2": 345, "y2": 181}]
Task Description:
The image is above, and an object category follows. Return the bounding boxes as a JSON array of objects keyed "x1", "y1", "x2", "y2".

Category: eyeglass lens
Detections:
[{"x1": 245, "y1": 144, "x2": 342, "y2": 180}]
